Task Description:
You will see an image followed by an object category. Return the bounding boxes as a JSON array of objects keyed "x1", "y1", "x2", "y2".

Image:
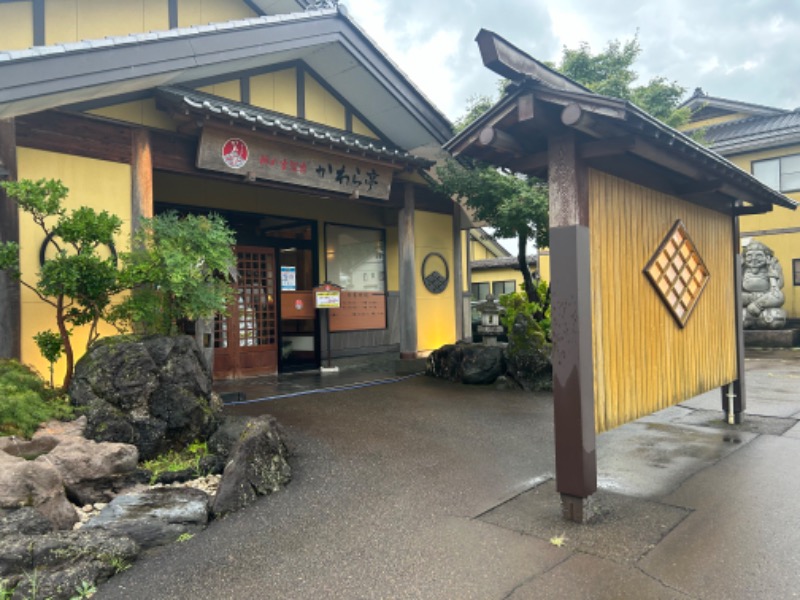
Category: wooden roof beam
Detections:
[
  {"x1": 475, "y1": 29, "x2": 589, "y2": 93},
  {"x1": 478, "y1": 127, "x2": 524, "y2": 156}
]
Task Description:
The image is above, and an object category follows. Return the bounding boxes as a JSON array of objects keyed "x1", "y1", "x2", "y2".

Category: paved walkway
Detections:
[{"x1": 98, "y1": 354, "x2": 800, "y2": 599}]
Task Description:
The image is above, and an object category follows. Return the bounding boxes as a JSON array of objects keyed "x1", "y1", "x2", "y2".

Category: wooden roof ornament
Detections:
[{"x1": 446, "y1": 29, "x2": 796, "y2": 523}]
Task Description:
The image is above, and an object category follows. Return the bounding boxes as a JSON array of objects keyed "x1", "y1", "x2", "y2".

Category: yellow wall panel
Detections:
[
  {"x1": 143, "y1": 0, "x2": 169, "y2": 31},
  {"x1": 177, "y1": 0, "x2": 254, "y2": 27},
  {"x1": 414, "y1": 211, "x2": 456, "y2": 352},
  {"x1": 385, "y1": 227, "x2": 399, "y2": 292},
  {"x1": 77, "y1": 0, "x2": 146, "y2": 40},
  {"x1": 352, "y1": 116, "x2": 378, "y2": 139},
  {"x1": 16, "y1": 148, "x2": 132, "y2": 383},
  {"x1": 472, "y1": 267, "x2": 523, "y2": 289},
  {"x1": 197, "y1": 80, "x2": 241, "y2": 102},
  {"x1": 46, "y1": 0, "x2": 78, "y2": 45},
  {"x1": 86, "y1": 99, "x2": 175, "y2": 131},
  {"x1": 589, "y1": 170, "x2": 737, "y2": 433},
  {"x1": 0, "y1": 2, "x2": 34, "y2": 51},
  {"x1": 684, "y1": 112, "x2": 749, "y2": 131},
  {"x1": 304, "y1": 74, "x2": 346, "y2": 130},
  {"x1": 538, "y1": 252, "x2": 550, "y2": 282},
  {"x1": 249, "y1": 69, "x2": 298, "y2": 116}
]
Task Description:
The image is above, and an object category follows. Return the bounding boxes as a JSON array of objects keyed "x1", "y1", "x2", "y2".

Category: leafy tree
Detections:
[
  {"x1": 113, "y1": 212, "x2": 236, "y2": 336},
  {"x1": 557, "y1": 34, "x2": 689, "y2": 128},
  {"x1": 435, "y1": 160, "x2": 548, "y2": 304},
  {"x1": 0, "y1": 179, "x2": 122, "y2": 390}
]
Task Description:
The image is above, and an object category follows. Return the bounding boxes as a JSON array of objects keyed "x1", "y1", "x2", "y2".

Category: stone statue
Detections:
[{"x1": 741, "y1": 240, "x2": 786, "y2": 329}]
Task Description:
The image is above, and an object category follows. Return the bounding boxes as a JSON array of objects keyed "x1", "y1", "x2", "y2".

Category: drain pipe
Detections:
[{"x1": 726, "y1": 383, "x2": 736, "y2": 425}]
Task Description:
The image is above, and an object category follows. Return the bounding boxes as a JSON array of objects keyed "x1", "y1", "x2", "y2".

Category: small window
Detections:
[
  {"x1": 793, "y1": 259, "x2": 800, "y2": 286},
  {"x1": 492, "y1": 280, "x2": 516, "y2": 297},
  {"x1": 471, "y1": 282, "x2": 490, "y2": 301},
  {"x1": 325, "y1": 224, "x2": 385, "y2": 291},
  {"x1": 752, "y1": 155, "x2": 800, "y2": 193}
]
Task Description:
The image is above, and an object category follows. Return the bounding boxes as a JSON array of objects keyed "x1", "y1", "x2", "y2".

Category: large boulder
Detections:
[
  {"x1": 0, "y1": 451, "x2": 77, "y2": 530},
  {"x1": 84, "y1": 487, "x2": 210, "y2": 550},
  {"x1": 39, "y1": 438, "x2": 142, "y2": 506},
  {"x1": 0, "y1": 527, "x2": 138, "y2": 599},
  {"x1": 69, "y1": 335, "x2": 223, "y2": 460},
  {"x1": 426, "y1": 343, "x2": 506, "y2": 385},
  {"x1": 212, "y1": 416, "x2": 291, "y2": 517}
]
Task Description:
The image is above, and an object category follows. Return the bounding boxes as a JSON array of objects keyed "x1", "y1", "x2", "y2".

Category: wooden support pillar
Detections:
[
  {"x1": 452, "y1": 201, "x2": 464, "y2": 341},
  {"x1": 399, "y1": 183, "x2": 417, "y2": 358},
  {"x1": 548, "y1": 131, "x2": 597, "y2": 522},
  {"x1": 0, "y1": 118, "x2": 20, "y2": 360},
  {"x1": 722, "y1": 211, "x2": 746, "y2": 423},
  {"x1": 131, "y1": 129, "x2": 154, "y2": 234}
]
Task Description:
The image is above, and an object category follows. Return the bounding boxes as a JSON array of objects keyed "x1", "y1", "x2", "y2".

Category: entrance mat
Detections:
[{"x1": 477, "y1": 479, "x2": 691, "y2": 564}]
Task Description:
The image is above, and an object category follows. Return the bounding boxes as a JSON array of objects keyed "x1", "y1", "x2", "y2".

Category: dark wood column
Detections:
[
  {"x1": 399, "y1": 183, "x2": 418, "y2": 358},
  {"x1": 131, "y1": 129, "x2": 154, "y2": 233},
  {"x1": 722, "y1": 211, "x2": 746, "y2": 423},
  {"x1": 0, "y1": 118, "x2": 20, "y2": 360},
  {"x1": 548, "y1": 130, "x2": 597, "y2": 522}
]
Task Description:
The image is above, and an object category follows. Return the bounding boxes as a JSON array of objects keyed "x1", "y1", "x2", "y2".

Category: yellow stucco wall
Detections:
[
  {"x1": 176, "y1": 0, "x2": 255, "y2": 27},
  {"x1": 304, "y1": 73, "x2": 346, "y2": 131},
  {"x1": 684, "y1": 112, "x2": 750, "y2": 131},
  {"x1": 197, "y1": 81, "x2": 241, "y2": 103},
  {"x1": 0, "y1": 2, "x2": 33, "y2": 51},
  {"x1": 250, "y1": 69, "x2": 298, "y2": 117},
  {"x1": 589, "y1": 170, "x2": 737, "y2": 433},
  {"x1": 471, "y1": 267, "x2": 523, "y2": 291},
  {"x1": 415, "y1": 211, "x2": 456, "y2": 352},
  {"x1": 538, "y1": 252, "x2": 550, "y2": 282},
  {"x1": 87, "y1": 99, "x2": 177, "y2": 131},
  {"x1": 17, "y1": 148, "x2": 132, "y2": 383},
  {"x1": 45, "y1": 0, "x2": 169, "y2": 46},
  {"x1": 352, "y1": 115, "x2": 378, "y2": 139}
]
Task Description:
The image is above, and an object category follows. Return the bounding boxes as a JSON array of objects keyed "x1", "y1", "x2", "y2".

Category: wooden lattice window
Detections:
[{"x1": 644, "y1": 220, "x2": 710, "y2": 328}]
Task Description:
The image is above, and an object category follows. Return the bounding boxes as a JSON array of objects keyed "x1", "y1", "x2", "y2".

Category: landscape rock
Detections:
[
  {"x1": 212, "y1": 416, "x2": 291, "y2": 517},
  {"x1": 426, "y1": 342, "x2": 506, "y2": 384},
  {"x1": 0, "y1": 436, "x2": 59, "y2": 459},
  {"x1": 84, "y1": 487, "x2": 210, "y2": 549},
  {"x1": 0, "y1": 529, "x2": 138, "y2": 600},
  {"x1": 0, "y1": 507, "x2": 53, "y2": 537},
  {"x1": 0, "y1": 451, "x2": 77, "y2": 530},
  {"x1": 69, "y1": 335, "x2": 223, "y2": 460}
]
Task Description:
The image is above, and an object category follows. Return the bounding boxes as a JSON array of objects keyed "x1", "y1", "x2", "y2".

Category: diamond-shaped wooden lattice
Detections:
[{"x1": 644, "y1": 220, "x2": 710, "y2": 327}]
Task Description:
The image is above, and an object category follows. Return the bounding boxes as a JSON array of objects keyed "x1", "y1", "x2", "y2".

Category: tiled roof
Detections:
[
  {"x1": 471, "y1": 255, "x2": 537, "y2": 270},
  {"x1": 701, "y1": 111, "x2": 800, "y2": 154},
  {"x1": 155, "y1": 86, "x2": 435, "y2": 167}
]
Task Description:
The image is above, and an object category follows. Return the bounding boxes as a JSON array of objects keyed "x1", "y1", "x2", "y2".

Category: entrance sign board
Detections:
[
  {"x1": 329, "y1": 292, "x2": 386, "y2": 331},
  {"x1": 198, "y1": 126, "x2": 394, "y2": 200}
]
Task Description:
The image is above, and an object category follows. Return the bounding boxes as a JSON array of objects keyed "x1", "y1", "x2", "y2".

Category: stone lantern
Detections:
[{"x1": 476, "y1": 294, "x2": 504, "y2": 345}]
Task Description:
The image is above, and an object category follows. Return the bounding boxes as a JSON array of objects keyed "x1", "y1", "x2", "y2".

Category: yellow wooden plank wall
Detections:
[
  {"x1": 589, "y1": 170, "x2": 737, "y2": 433},
  {"x1": 0, "y1": 2, "x2": 33, "y2": 51}
]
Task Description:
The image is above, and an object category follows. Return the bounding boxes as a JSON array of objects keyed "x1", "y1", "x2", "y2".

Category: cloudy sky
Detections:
[{"x1": 344, "y1": 0, "x2": 800, "y2": 122}]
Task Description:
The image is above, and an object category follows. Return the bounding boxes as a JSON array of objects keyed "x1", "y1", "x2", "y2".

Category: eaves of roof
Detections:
[
  {"x1": 471, "y1": 255, "x2": 537, "y2": 270},
  {"x1": 680, "y1": 92, "x2": 788, "y2": 118},
  {"x1": 446, "y1": 79, "x2": 797, "y2": 212},
  {"x1": 156, "y1": 86, "x2": 435, "y2": 168},
  {"x1": 0, "y1": 6, "x2": 453, "y2": 146}
]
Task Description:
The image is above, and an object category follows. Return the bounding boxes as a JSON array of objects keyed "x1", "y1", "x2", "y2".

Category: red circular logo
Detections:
[
  {"x1": 221, "y1": 138, "x2": 249, "y2": 169},
  {"x1": 295, "y1": 299, "x2": 304, "y2": 310}
]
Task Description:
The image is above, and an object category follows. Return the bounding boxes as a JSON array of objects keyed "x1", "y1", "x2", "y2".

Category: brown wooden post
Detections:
[
  {"x1": 399, "y1": 182, "x2": 417, "y2": 358},
  {"x1": 0, "y1": 118, "x2": 20, "y2": 360},
  {"x1": 722, "y1": 210, "x2": 746, "y2": 423},
  {"x1": 131, "y1": 129, "x2": 154, "y2": 232},
  {"x1": 548, "y1": 130, "x2": 597, "y2": 522}
]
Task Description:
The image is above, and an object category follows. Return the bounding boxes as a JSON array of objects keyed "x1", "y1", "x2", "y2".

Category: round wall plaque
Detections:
[{"x1": 421, "y1": 252, "x2": 449, "y2": 294}]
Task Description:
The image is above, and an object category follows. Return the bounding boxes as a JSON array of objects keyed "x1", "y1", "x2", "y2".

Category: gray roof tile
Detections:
[{"x1": 156, "y1": 86, "x2": 435, "y2": 167}]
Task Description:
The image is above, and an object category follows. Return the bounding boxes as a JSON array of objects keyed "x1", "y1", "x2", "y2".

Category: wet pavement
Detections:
[{"x1": 97, "y1": 354, "x2": 800, "y2": 599}]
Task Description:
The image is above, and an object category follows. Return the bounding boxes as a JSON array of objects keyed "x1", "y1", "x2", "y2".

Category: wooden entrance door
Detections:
[{"x1": 213, "y1": 246, "x2": 278, "y2": 379}]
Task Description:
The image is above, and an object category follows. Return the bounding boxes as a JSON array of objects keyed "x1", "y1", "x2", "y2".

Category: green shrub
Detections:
[
  {"x1": 499, "y1": 281, "x2": 551, "y2": 346},
  {"x1": 142, "y1": 440, "x2": 209, "y2": 483},
  {"x1": 0, "y1": 360, "x2": 73, "y2": 438}
]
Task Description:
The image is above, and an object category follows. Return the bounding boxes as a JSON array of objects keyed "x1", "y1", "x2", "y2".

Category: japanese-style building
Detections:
[{"x1": 0, "y1": 0, "x2": 471, "y2": 381}]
